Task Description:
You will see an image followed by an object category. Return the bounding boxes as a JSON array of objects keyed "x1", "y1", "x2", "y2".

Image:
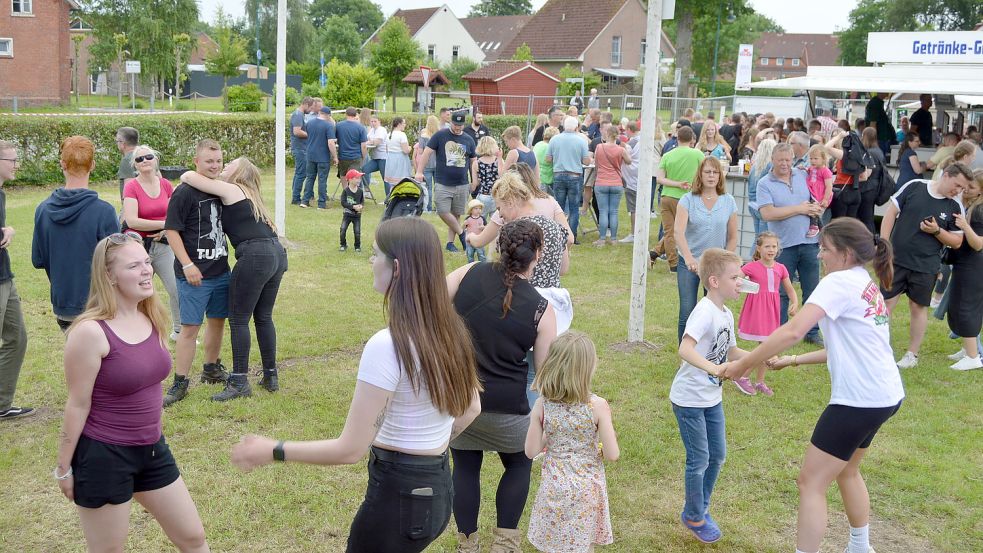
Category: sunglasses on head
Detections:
[
  {"x1": 134, "y1": 154, "x2": 155, "y2": 163},
  {"x1": 107, "y1": 231, "x2": 142, "y2": 245}
]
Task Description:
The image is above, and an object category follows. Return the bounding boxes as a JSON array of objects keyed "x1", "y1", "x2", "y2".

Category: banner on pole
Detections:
[{"x1": 735, "y1": 44, "x2": 753, "y2": 91}]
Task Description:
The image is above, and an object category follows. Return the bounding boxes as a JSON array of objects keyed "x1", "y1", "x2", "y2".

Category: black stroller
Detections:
[{"x1": 381, "y1": 178, "x2": 426, "y2": 221}]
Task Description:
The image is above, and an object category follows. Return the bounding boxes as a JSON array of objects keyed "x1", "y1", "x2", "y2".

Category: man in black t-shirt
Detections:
[
  {"x1": 162, "y1": 139, "x2": 232, "y2": 406},
  {"x1": 880, "y1": 163, "x2": 971, "y2": 369},
  {"x1": 463, "y1": 112, "x2": 490, "y2": 142},
  {"x1": 909, "y1": 94, "x2": 934, "y2": 147},
  {"x1": 415, "y1": 110, "x2": 476, "y2": 252}
]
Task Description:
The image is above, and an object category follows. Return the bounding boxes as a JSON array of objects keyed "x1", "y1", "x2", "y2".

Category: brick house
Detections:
[
  {"x1": 499, "y1": 0, "x2": 675, "y2": 90},
  {"x1": 753, "y1": 33, "x2": 840, "y2": 80},
  {"x1": 1, "y1": 0, "x2": 78, "y2": 105}
]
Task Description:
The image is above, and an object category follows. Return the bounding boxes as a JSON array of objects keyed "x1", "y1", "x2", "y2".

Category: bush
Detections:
[
  {"x1": 227, "y1": 83, "x2": 264, "y2": 112},
  {"x1": 1, "y1": 114, "x2": 276, "y2": 185},
  {"x1": 285, "y1": 60, "x2": 321, "y2": 85},
  {"x1": 306, "y1": 60, "x2": 381, "y2": 109},
  {"x1": 284, "y1": 86, "x2": 301, "y2": 107}
]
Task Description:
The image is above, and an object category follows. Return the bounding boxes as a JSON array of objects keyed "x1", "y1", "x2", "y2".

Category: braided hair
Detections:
[{"x1": 496, "y1": 219, "x2": 544, "y2": 318}]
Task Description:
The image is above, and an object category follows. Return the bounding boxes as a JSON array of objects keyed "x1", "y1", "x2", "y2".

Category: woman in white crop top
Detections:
[{"x1": 232, "y1": 217, "x2": 481, "y2": 553}]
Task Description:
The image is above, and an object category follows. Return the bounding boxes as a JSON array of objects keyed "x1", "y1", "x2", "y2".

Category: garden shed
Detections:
[{"x1": 462, "y1": 61, "x2": 560, "y2": 115}]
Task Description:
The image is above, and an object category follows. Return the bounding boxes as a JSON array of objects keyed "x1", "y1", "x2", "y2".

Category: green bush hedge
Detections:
[
  {"x1": 1, "y1": 114, "x2": 275, "y2": 186},
  {"x1": 227, "y1": 83, "x2": 264, "y2": 112}
]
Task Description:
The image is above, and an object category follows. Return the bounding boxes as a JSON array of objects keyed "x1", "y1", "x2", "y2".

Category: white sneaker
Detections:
[
  {"x1": 618, "y1": 234, "x2": 634, "y2": 243},
  {"x1": 843, "y1": 547, "x2": 876, "y2": 553},
  {"x1": 650, "y1": 211, "x2": 659, "y2": 219},
  {"x1": 947, "y1": 348, "x2": 967, "y2": 361},
  {"x1": 169, "y1": 331, "x2": 180, "y2": 342},
  {"x1": 950, "y1": 355, "x2": 983, "y2": 371},
  {"x1": 930, "y1": 296, "x2": 941, "y2": 309},
  {"x1": 896, "y1": 351, "x2": 919, "y2": 369}
]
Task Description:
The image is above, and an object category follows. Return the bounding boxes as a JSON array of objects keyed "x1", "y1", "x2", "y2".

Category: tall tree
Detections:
[
  {"x1": 366, "y1": 17, "x2": 423, "y2": 111},
  {"x1": 245, "y1": 0, "x2": 315, "y2": 65},
  {"x1": 206, "y1": 19, "x2": 248, "y2": 110},
  {"x1": 308, "y1": 0, "x2": 383, "y2": 39},
  {"x1": 173, "y1": 33, "x2": 193, "y2": 99},
  {"x1": 312, "y1": 16, "x2": 363, "y2": 65},
  {"x1": 468, "y1": 0, "x2": 533, "y2": 17}
]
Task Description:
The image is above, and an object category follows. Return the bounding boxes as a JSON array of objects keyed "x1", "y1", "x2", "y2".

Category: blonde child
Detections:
[
  {"x1": 735, "y1": 232, "x2": 798, "y2": 396},
  {"x1": 805, "y1": 144, "x2": 833, "y2": 238},
  {"x1": 526, "y1": 332, "x2": 619, "y2": 553},
  {"x1": 470, "y1": 135, "x2": 502, "y2": 215},
  {"x1": 671, "y1": 248, "x2": 751, "y2": 544},
  {"x1": 463, "y1": 199, "x2": 486, "y2": 263}
]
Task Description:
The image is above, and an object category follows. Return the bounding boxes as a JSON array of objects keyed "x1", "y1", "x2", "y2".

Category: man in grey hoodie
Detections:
[{"x1": 32, "y1": 136, "x2": 119, "y2": 331}]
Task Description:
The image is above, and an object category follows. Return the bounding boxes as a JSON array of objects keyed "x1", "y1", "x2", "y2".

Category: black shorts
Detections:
[
  {"x1": 810, "y1": 401, "x2": 902, "y2": 461},
  {"x1": 881, "y1": 265, "x2": 935, "y2": 306},
  {"x1": 72, "y1": 434, "x2": 180, "y2": 508}
]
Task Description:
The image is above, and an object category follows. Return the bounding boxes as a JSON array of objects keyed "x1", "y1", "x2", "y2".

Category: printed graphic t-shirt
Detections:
[
  {"x1": 427, "y1": 129, "x2": 476, "y2": 186},
  {"x1": 669, "y1": 297, "x2": 735, "y2": 408},
  {"x1": 164, "y1": 184, "x2": 230, "y2": 279},
  {"x1": 889, "y1": 180, "x2": 962, "y2": 273}
]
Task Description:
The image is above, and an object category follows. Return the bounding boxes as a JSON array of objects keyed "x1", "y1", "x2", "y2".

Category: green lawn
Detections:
[{"x1": 0, "y1": 174, "x2": 979, "y2": 552}]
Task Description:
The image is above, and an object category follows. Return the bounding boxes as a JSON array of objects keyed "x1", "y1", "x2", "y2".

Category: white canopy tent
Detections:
[{"x1": 748, "y1": 64, "x2": 983, "y2": 96}]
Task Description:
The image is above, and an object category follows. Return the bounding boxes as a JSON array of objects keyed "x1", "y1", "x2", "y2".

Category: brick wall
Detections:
[{"x1": 0, "y1": 0, "x2": 72, "y2": 103}]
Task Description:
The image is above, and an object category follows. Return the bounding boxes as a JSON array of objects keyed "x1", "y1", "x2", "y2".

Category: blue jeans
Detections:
[
  {"x1": 749, "y1": 206, "x2": 768, "y2": 236},
  {"x1": 673, "y1": 402, "x2": 726, "y2": 523},
  {"x1": 676, "y1": 259, "x2": 702, "y2": 343},
  {"x1": 290, "y1": 148, "x2": 307, "y2": 203},
  {"x1": 778, "y1": 243, "x2": 821, "y2": 339},
  {"x1": 552, "y1": 173, "x2": 583, "y2": 236},
  {"x1": 361, "y1": 158, "x2": 386, "y2": 191},
  {"x1": 476, "y1": 193, "x2": 495, "y2": 216},
  {"x1": 525, "y1": 350, "x2": 538, "y2": 407},
  {"x1": 465, "y1": 244, "x2": 486, "y2": 263},
  {"x1": 422, "y1": 168, "x2": 436, "y2": 211},
  {"x1": 594, "y1": 185, "x2": 623, "y2": 240},
  {"x1": 304, "y1": 160, "x2": 330, "y2": 208}
]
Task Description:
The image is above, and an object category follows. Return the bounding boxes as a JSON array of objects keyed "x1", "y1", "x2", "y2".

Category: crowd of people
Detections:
[{"x1": 1, "y1": 92, "x2": 980, "y2": 553}]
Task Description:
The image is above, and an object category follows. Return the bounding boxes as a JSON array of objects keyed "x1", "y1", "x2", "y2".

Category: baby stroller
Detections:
[{"x1": 381, "y1": 178, "x2": 426, "y2": 221}]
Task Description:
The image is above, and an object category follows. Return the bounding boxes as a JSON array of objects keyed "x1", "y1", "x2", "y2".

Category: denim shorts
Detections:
[
  {"x1": 72, "y1": 434, "x2": 180, "y2": 508},
  {"x1": 177, "y1": 271, "x2": 230, "y2": 325}
]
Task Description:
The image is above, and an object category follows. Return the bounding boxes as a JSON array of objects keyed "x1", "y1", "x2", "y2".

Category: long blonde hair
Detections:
[
  {"x1": 696, "y1": 121, "x2": 730, "y2": 154},
  {"x1": 533, "y1": 331, "x2": 597, "y2": 404},
  {"x1": 491, "y1": 171, "x2": 532, "y2": 205},
  {"x1": 968, "y1": 169, "x2": 983, "y2": 224},
  {"x1": 226, "y1": 157, "x2": 276, "y2": 234},
  {"x1": 421, "y1": 115, "x2": 439, "y2": 139},
  {"x1": 939, "y1": 140, "x2": 977, "y2": 171},
  {"x1": 752, "y1": 138, "x2": 778, "y2": 175},
  {"x1": 70, "y1": 234, "x2": 170, "y2": 338}
]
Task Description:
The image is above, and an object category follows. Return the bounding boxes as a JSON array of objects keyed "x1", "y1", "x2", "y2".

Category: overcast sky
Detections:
[{"x1": 199, "y1": 0, "x2": 856, "y2": 34}]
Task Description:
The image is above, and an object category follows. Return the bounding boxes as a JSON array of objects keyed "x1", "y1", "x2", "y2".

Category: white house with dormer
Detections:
[{"x1": 364, "y1": 4, "x2": 485, "y2": 65}]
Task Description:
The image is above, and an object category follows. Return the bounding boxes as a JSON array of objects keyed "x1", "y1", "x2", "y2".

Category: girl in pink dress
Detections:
[
  {"x1": 736, "y1": 232, "x2": 798, "y2": 396},
  {"x1": 526, "y1": 332, "x2": 619, "y2": 552}
]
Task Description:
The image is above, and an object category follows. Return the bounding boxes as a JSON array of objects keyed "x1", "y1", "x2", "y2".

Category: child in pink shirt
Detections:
[
  {"x1": 463, "y1": 199, "x2": 486, "y2": 263},
  {"x1": 805, "y1": 144, "x2": 833, "y2": 238}
]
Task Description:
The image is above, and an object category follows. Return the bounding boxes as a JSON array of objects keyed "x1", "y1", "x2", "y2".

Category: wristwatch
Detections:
[{"x1": 273, "y1": 440, "x2": 285, "y2": 462}]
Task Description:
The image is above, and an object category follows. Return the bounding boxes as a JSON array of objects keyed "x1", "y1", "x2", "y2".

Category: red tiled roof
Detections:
[
  {"x1": 460, "y1": 15, "x2": 532, "y2": 62},
  {"x1": 501, "y1": 0, "x2": 629, "y2": 60},
  {"x1": 462, "y1": 61, "x2": 559, "y2": 82},
  {"x1": 754, "y1": 33, "x2": 840, "y2": 66}
]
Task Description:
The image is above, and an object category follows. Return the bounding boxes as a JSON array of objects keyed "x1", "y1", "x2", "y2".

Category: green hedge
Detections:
[{"x1": 1, "y1": 114, "x2": 276, "y2": 186}]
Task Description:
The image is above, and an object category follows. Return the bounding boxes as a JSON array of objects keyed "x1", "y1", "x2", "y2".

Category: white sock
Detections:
[{"x1": 848, "y1": 524, "x2": 869, "y2": 553}]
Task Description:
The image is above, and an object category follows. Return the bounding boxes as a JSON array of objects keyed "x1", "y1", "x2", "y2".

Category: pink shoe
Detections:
[
  {"x1": 754, "y1": 382, "x2": 773, "y2": 396},
  {"x1": 733, "y1": 377, "x2": 756, "y2": 395},
  {"x1": 806, "y1": 225, "x2": 820, "y2": 238}
]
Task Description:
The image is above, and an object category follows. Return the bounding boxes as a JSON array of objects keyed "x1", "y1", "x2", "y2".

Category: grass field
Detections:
[{"x1": 0, "y1": 173, "x2": 979, "y2": 552}]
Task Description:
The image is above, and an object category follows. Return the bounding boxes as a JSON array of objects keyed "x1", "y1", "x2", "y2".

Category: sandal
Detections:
[{"x1": 681, "y1": 512, "x2": 721, "y2": 543}]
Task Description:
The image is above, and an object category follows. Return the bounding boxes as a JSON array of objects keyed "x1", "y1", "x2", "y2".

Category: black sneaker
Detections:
[
  {"x1": 201, "y1": 359, "x2": 230, "y2": 384},
  {"x1": 259, "y1": 369, "x2": 279, "y2": 392},
  {"x1": 458, "y1": 232, "x2": 468, "y2": 251},
  {"x1": 212, "y1": 374, "x2": 252, "y2": 402},
  {"x1": 163, "y1": 377, "x2": 189, "y2": 407},
  {"x1": 0, "y1": 406, "x2": 36, "y2": 420},
  {"x1": 446, "y1": 242, "x2": 460, "y2": 252}
]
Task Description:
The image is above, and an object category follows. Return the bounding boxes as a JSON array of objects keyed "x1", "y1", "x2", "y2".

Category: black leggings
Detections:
[
  {"x1": 858, "y1": 185, "x2": 878, "y2": 235},
  {"x1": 451, "y1": 448, "x2": 532, "y2": 535},
  {"x1": 229, "y1": 238, "x2": 288, "y2": 375},
  {"x1": 830, "y1": 185, "x2": 861, "y2": 220}
]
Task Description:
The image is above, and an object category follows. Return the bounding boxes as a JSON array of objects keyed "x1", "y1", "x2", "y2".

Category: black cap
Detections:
[
  {"x1": 320, "y1": 106, "x2": 333, "y2": 114},
  {"x1": 451, "y1": 110, "x2": 467, "y2": 125},
  {"x1": 676, "y1": 118, "x2": 692, "y2": 128}
]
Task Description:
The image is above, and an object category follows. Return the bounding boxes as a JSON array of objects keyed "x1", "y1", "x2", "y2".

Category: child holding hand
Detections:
[{"x1": 526, "y1": 331, "x2": 618, "y2": 553}]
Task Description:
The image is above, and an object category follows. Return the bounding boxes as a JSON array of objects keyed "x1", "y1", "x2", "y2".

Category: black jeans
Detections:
[
  {"x1": 346, "y1": 447, "x2": 453, "y2": 553},
  {"x1": 228, "y1": 238, "x2": 288, "y2": 375},
  {"x1": 340, "y1": 213, "x2": 361, "y2": 249},
  {"x1": 830, "y1": 184, "x2": 861, "y2": 220},
  {"x1": 451, "y1": 448, "x2": 532, "y2": 535},
  {"x1": 858, "y1": 184, "x2": 878, "y2": 234}
]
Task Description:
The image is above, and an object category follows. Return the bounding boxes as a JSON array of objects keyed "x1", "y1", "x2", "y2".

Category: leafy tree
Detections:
[
  {"x1": 313, "y1": 16, "x2": 363, "y2": 65},
  {"x1": 206, "y1": 19, "x2": 248, "y2": 110},
  {"x1": 511, "y1": 43, "x2": 533, "y2": 61},
  {"x1": 468, "y1": 0, "x2": 533, "y2": 17},
  {"x1": 366, "y1": 17, "x2": 423, "y2": 111},
  {"x1": 557, "y1": 65, "x2": 601, "y2": 99},
  {"x1": 440, "y1": 57, "x2": 480, "y2": 90},
  {"x1": 286, "y1": 60, "x2": 322, "y2": 85},
  {"x1": 319, "y1": 59, "x2": 382, "y2": 109},
  {"x1": 245, "y1": 0, "x2": 315, "y2": 64},
  {"x1": 308, "y1": 0, "x2": 383, "y2": 39}
]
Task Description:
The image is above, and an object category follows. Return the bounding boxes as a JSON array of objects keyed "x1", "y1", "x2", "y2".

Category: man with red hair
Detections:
[{"x1": 32, "y1": 136, "x2": 118, "y2": 331}]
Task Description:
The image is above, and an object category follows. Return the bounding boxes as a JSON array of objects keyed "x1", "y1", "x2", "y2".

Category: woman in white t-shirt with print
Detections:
[
  {"x1": 231, "y1": 217, "x2": 482, "y2": 553},
  {"x1": 722, "y1": 217, "x2": 904, "y2": 553}
]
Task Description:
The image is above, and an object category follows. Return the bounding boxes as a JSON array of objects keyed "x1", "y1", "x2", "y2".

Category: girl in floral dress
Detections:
[{"x1": 525, "y1": 332, "x2": 620, "y2": 552}]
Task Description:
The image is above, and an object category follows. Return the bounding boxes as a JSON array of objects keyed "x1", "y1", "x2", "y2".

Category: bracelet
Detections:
[
  {"x1": 932, "y1": 229, "x2": 941, "y2": 236},
  {"x1": 792, "y1": 355, "x2": 799, "y2": 367},
  {"x1": 181, "y1": 262, "x2": 195, "y2": 270},
  {"x1": 53, "y1": 465, "x2": 73, "y2": 480},
  {"x1": 273, "y1": 440, "x2": 285, "y2": 462}
]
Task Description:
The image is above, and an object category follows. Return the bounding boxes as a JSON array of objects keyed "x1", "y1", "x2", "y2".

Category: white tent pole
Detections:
[
  {"x1": 628, "y1": 0, "x2": 663, "y2": 342},
  {"x1": 274, "y1": 0, "x2": 287, "y2": 235}
]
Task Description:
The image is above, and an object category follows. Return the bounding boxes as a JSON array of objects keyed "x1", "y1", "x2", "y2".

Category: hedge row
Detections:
[{"x1": 0, "y1": 113, "x2": 534, "y2": 186}]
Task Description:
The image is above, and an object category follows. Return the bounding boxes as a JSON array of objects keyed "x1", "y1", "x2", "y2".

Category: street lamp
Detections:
[{"x1": 710, "y1": 2, "x2": 736, "y2": 97}]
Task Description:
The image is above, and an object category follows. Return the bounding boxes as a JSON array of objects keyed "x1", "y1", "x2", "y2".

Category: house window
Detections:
[
  {"x1": 791, "y1": 58, "x2": 800, "y2": 66},
  {"x1": 12, "y1": 0, "x2": 32, "y2": 14},
  {"x1": 760, "y1": 57, "x2": 769, "y2": 65},
  {"x1": 777, "y1": 57, "x2": 784, "y2": 66},
  {"x1": 452, "y1": 46, "x2": 460, "y2": 61},
  {"x1": 640, "y1": 39, "x2": 647, "y2": 66},
  {"x1": 611, "y1": 36, "x2": 622, "y2": 67},
  {"x1": 0, "y1": 38, "x2": 11, "y2": 57},
  {"x1": 427, "y1": 44, "x2": 435, "y2": 61}
]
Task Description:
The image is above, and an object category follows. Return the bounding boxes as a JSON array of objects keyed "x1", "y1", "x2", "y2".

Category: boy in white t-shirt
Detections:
[{"x1": 670, "y1": 248, "x2": 750, "y2": 544}]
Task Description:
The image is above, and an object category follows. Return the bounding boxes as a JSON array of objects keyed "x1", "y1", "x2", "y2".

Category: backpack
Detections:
[{"x1": 840, "y1": 131, "x2": 873, "y2": 177}]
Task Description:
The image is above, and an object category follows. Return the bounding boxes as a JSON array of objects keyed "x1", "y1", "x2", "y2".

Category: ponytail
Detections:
[
  {"x1": 872, "y1": 236, "x2": 894, "y2": 290},
  {"x1": 820, "y1": 218, "x2": 893, "y2": 289}
]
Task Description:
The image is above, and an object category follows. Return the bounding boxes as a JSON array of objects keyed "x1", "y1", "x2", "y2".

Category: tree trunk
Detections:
[
  {"x1": 675, "y1": 8, "x2": 695, "y2": 97},
  {"x1": 391, "y1": 82, "x2": 397, "y2": 112},
  {"x1": 117, "y1": 58, "x2": 124, "y2": 108},
  {"x1": 223, "y1": 77, "x2": 229, "y2": 111}
]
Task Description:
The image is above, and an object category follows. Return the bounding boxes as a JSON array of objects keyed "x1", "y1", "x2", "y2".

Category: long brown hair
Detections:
[
  {"x1": 496, "y1": 219, "x2": 543, "y2": 317},
  {"x1": 820, "y1": 218, "x2": 893, "y2": 289},
  {"x1": 375, "y1": 218, "x2": 480, "y2": 416},
  {"x1": 226, "y1": 157, "x2": 276, "y2": 234}
]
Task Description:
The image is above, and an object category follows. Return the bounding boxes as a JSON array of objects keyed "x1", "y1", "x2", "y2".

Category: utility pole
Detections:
[{"x1": 274, "y1": 0, "x2": 287, "y2": 234}]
